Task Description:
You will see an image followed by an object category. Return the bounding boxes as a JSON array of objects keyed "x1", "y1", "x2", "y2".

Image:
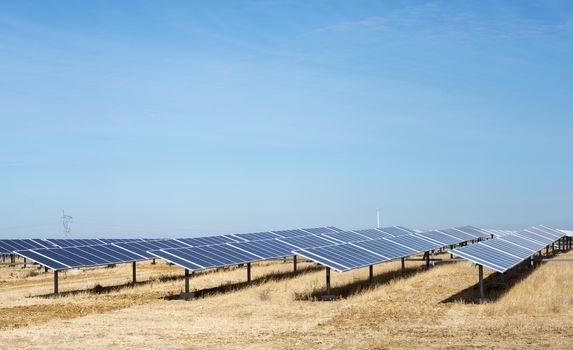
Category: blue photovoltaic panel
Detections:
[
  {"x1": 271, "y1": 229, "x2": 311, "y2": 238},
  {"x1": 14, "y1": 250, "x2": 70, "y2": 270},
  {"x1": 498, "y1": 235, "x2": 542, "y2": 252},
  {"x1": 322, "y1": 231, "x2": 370, "y2": 243},
  {"x1": 300, "y1": 227, "x2": 338, "y2": 235},
  {"x1": 416, "y1": 231, "x2": 461, "y2": 246},
  {"x1": 396, "y1": 226, "x2": 417, "y2": 235},
  {"x1": 279, "y1": 235, "x2": 337, "y2": 249},
  {"x1": 437, "y1": 228, "x2": 476, "y2": 241},
  {"x1": 150, "y1": 245, "x2": 262, "y2": 271},
  {"x1": 351, "y1": 229, "x2": 393, "y2": 239},
  {"x1": 377, "y1": 226, "x2": 412, "y2": 237},
  {"x1": 480, "y1": 239, "x2": 535, "y2": 258},
  {"x1": 528, "y1": 227, "x2": 562, "y2": 240},
  {"x1": 176, "y1": 235, "x2": 238, "y2": 247},
  {"x1": 454, "y1": 226, "x2": 491, "y2": 239},
  {"x1": 450, "y1": 244, "x2": 522, "y2": 273},
  {"x1": 0, "y1": 239, "x2": 56, "y2": 253},
  {"x1": 294, "y1": 244, "x2": 388, "y2": 272},
  {"x1": 327, "y1": 226, "x2": 344, "y2": 232},
  {"x1": 148, "y1": 249, "x2": 204, "y2": 270},
  {"x1": 352, "y1": 239, "x2": 416, "y2": 260},
  {"x1": 229, "y1": 239, "x2": 293, "y2": 259},
  {"x1": 46, "y1": 239, "x2": 105, "y2": 248},
  {"x1": 16, "y1": 243, "x2": 154, "y2": 270},
  {"x1": 385, "y1": 235, "x2": 443, "y2": 252},
  {"x1": 514, "y1": 230, "x2": 554, "y2": 245},
  {"x1": 535, "y1": 225, "x2": 566, "y2": 239},
  {"x1": 232, "y1": 231, "x2": 279, "y2": 241},
  {"x1": 114, "y1": 241, "x2": 173, "y2": 259}
]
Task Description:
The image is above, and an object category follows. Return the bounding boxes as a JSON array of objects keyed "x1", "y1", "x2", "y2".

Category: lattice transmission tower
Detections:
[{"x1": 62, "y1": 210, "x2": 73, "y2": 237}]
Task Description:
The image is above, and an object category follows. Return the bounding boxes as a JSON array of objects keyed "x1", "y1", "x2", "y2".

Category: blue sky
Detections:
[{"x1": 1, "y1": 1, "x2": 572, "y2": 237}]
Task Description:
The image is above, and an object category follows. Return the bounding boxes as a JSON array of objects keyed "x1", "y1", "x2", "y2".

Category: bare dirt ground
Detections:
[{"x1": 0, "y1": 250, "x2": 572, "y2": 349}]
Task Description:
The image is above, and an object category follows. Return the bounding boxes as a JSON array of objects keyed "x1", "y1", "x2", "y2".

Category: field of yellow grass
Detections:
[{"x1": 0, "y1": 250, "x2": 572, "y2": 349}]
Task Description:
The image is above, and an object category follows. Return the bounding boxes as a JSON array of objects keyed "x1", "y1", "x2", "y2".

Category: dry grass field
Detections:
[{"x1": 0, "y1": 250, "x2": 572, "y2": 349}]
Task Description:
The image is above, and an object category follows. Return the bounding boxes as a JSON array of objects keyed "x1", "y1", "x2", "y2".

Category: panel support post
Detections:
[
  {"x1": 326, "y1": 267, "x2": 331, "y2": 295},
  {"x1": 54, "y1": 270, "x2": 59, "y2": 294},
  {"x1": 401, "y1": 257, "x2": 405, "y2": 275},
  {"x1": 247, "y1": 262, "x2": 251, "y2": 283},
  {"x1": 546, "y1": 246, "x2": 549, "y2": 256},
  {"x1": 184, "y1": 269, "x2": 190, "y2": 300},
  {"x1": 478, "y1": 265, "x2": 484, "y2": 300},
  {"x1": 293, "y1": 255, "x2": 297, "y2": 274},
  {"x1": 23, "y1": 257, "x2": 27, "y2": 268},
  {"x1": 151, "y1": 258, "x2": 156, "y2": 265},
  {"x1": 425, "y1": 252, "x2": 430, "y2": 269},
  {"x1": 132, "y1": 261, "x2": 137, "y2": 284},
  {"x1": 44, "y1": 266, "x2": 48, "y2": 273},
  {"x1": 368, "y1": 265, "x2": 373, "y2": 283}
]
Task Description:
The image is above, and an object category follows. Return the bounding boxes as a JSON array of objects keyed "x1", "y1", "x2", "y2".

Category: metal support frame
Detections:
[
  {"x1": 326, "y1": 267, "x2": 331, "y2": 295},
  {"x1": 478, "y1": 265, "x2": 484, "y2": 299},
  {"x1": 401, "y1": 257, "x2": 405, "y2": 275},
  {"x1": 184, "y1": 269, "x2": 190, "y2": 300},
  {"x1": 132, "y1": 261, "x2": 137, "y2": 284},
  {"x1": 54, "y1": 270, "x2": 59, "y2": 294},
  {"x1": 293, "y1": 255, "x2": 297, "y2": 274},
  {"x1": 368, "y1": 265, "x2": 373, "y2": 283},
  {"x1": 247, "y1": 262, "x2": 252, "y2": 283},
  {"x1": 425, "y1": 252, "x2": 430, "y2": 269},
  {"x1": 151, "y1": 258, "x2": 156, "y2": 265}
]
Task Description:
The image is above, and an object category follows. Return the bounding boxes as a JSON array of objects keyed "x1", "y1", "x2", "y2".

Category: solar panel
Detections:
[
  {"x1": 536, "y1": 225, "x2": 567, "y2": 238},
  {"x1": 529, "y1": 226, "x2": 563, "y2": 240},
  {"x1": 14, "y1": 250, "x2": 70, "y2": 270},
  {"x1": 15, "y1": 244, "x2": 148, "y2": 270},
  {"x1": 176, "y1": 235, "x2": 239, "y2": 247},
  {"x1": 416, "y1": 230, "x2": 461, "y2": 245},
  {"x1": 300, "y1": 227, "x2": 338, "y2": 235},
  {"x1": 454, "y1": 226, "x2": 491, "y2": 239},
  {"x1": 0, "y1": 239, "x2": 54, "y2": 253},
  {"x1": 351, "y1": 239, "x2": 416, "y2": 260},
  {"x1": 327, "y1": 226, "x2": 344, "y2": 232},
  {"x1": 229, "y1": 239, "x2": 294, "y2": 259},
  {"x1": 232, "y1": 231, "x2": 279, "y2": 241},
  {"x1": 294, "y1": 244, "x2": 388, "y2": 272},
  {"x1": 385, "y1": 235, "x2": 443, "y2": 252},
  {"x1": 437, "y1": 228, "x2": 476, "y2": 241},
  {"x1": 351, "y1": 229, "x2": 393, "y2": 239},
  {"x1": 321, "y1": 231, "x2": 370, "y2": 243},
  {"x1": 150, "y1": 245, "x2": 262, "y2": 271},
  {"x1": 480, "y1": 238, "x2": 536, "y2": 258},
  {"x1": 514, "y1": 230, "x2": 554, "y2": 245},
  {"x1": 271, "y1": 229, "x2": 311, "y2": 238},
  {"x1": 377, "y1": 226, "x2": 413, "y2": 237},
  {"x1": 498, "y1": 235, "x2": 543, "y2": 252},
  {"x1": 449, "y1": 244, "x2": 522, "y2": 273},
  {"x1": 279, "y1": 235, "x2": 337, "y2": 249},
  {"x1": 114, "y1": 241, "x2": 177, "y2": 259}
]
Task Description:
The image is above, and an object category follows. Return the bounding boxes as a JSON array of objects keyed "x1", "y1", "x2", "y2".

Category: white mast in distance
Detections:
[{"x1": 376, "y1": 208, "x2": 380, "y2": 228}]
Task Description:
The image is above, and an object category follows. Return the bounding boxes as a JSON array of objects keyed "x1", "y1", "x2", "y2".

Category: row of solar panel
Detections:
[
  {"x1": 450, "y1": 225, "x2": 565, "y2": 273},
  {"x1": 0, "y1": 225, "x2": 412, "y2": 254},
  {"x1": 291, "y1": 226, "x2": 490, "y2": 272},
  {"x1": 12, "y1": 225, "x2": 487, "y2": 272},
  {"x1": 151, "y1": 226, "x2": 490, "y2": 273},
  {"x1": 0, "y1": 238, "x2": 149, "y2": 254}
]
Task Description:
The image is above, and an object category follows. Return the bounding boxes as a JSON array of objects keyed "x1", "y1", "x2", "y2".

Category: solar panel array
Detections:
[
  {"x1": 293, "y1": 226, "x2": 488, "y2": 272},
  {"x1": 15, "y1": 244, "x2": 148, "y2": 271},
  {"x1": 449, "y1": 225, "x2": 565, "y2": 273},
  {"x1": 5, "y1": 225, "x2": 492, "y2": 275}
]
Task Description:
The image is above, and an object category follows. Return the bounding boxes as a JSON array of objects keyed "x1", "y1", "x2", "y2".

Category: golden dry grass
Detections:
[{"x1": 0, "y1": 251, "x2": 572, "y2": 349}]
